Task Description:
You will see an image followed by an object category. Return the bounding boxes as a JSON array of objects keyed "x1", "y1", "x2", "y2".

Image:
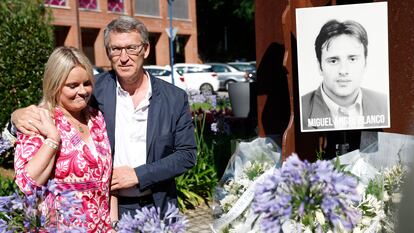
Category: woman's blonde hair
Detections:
[{"x1": 41, "y1": 47, "x2": 94, "y2": 112}]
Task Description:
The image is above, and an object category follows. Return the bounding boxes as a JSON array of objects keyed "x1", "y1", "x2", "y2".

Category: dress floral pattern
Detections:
[{"x1": 14, "y1": 107, "x2": 112, "y2": 232}]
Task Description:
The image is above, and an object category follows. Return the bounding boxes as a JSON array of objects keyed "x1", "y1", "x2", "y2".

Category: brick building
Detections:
[{"x1": 45, "y1": 0, "x2": 199, "y2": 69}]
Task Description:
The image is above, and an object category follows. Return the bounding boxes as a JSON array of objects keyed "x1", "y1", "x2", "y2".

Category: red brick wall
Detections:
[{"x1": 47, "y1": 0, "x2": 199, "y2": 68}]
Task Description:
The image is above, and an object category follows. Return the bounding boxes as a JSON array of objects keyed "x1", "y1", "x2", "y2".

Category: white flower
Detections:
[
  {"x1": 353, "y1": 227, "x2": 362, "y2": 233},
  {"x1": 220, "y1": 194, "x2": 238, "y2": 212},
  {"x1": 315, "y1": 209, "x2": 325, "y2": 225},
  {"x1": 356, "y1": 183, "x2": 366, "y2": 196},
  {"x1": 391, "y1": 192, "x2": 402, "y2": 203},
  {"x1": 361, "y1": 216, "x2": 372, "y2": 226},
  {"x1": 238, "y1": 178, "x2": 252, "y2": 189},
  {"x1": 382, "y1": 191, "x2": 390, "y2": 202},
  {"x1": 303, "y1": 226, "x2": 312, "y2": 233},
  {"x1": 366, "y1": 194, "x2": 382, "y2": 211},
  {"x1": 281, "y1": 220, "x2": 301, "y2": 232}
]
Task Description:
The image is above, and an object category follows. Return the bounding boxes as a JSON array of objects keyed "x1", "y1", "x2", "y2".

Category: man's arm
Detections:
[
  {"x1": 2, "y1": 105, "x2": 42, "y2": 147},
  {"x1": 11, "y1": 105, "x2": 42, "y2": 135}
]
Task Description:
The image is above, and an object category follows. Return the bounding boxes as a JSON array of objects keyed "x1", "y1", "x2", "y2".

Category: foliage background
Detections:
[
  {"x1": 197, "y1": 0, "x2": 255, "y2": 62},
  {"x1": 0, "y1": 0, "x2": 54, "y2": 128}
]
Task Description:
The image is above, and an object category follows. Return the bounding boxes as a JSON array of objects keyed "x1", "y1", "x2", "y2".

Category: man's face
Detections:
[
  {"x1": 108, "y1": 31, "x2": 149, "y2": 83},
  {"x1": 319, "y1": 34, "x2": 366, "y2": 100}
]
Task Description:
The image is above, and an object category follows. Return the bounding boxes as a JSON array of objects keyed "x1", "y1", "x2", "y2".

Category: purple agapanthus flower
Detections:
[
  {"x1": 118, "y1": 202, "x2": 187, "y2": 233},
  {"x1": 189, "y1": 93, "x2": 206, "y2": 105},
  {"x1": 0, "y1": 180, "x2": 86, "y2": 232},
  {"x1": 0, "y1": 137, "x2": 12, "y2": 155},
  {"x1": 253, "y1": 154, "x2": 362, "y2": 233}
]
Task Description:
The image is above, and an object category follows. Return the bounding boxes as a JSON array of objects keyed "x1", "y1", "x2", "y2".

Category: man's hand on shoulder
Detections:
[
  {"x1": 111, "y1": 166, "x2": 139, "y2": 190},
  {"x1": 11, "y1": 105, "x2": 42, "y2": 135}
]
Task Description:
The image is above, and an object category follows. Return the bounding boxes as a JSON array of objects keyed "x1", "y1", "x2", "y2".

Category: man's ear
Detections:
[
  {"x1": 143, "y1": 43, "x2": 150, "y2": 59},
  {"x1": 105, "y1": 47, "x2": 111, "y2": 60}
]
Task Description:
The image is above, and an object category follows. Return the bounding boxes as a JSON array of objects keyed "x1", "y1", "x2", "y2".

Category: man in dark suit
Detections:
[
  {"x1": 10, "y1": 16, "x2": 196, "y2": 228},
  {"x1": 301, "y1": 19, "x2": 389, "y2": 131}
]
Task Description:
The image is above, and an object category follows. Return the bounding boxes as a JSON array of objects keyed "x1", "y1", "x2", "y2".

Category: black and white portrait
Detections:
[{"x1": 296, "y1": 2, "x2": 390, "y2": 132}]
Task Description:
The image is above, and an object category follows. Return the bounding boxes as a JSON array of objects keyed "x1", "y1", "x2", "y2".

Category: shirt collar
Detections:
[
  {"x1": 321, "y1": 84, "x2": 363, "y2": 117},
  {"x1": 115, "y1": 71, "x2": 152, "y2": 101}
]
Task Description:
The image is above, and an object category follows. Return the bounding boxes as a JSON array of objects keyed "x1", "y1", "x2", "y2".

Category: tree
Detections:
[
  {"x1": 208, "y1": 0, "x2": 255, "y2": 20},
  {"x1": 0, "y1": 0, "x2": 54, "y2": 128},
  {"x1": 196, "y1": 0, "x2": 256, "y2": 62}
]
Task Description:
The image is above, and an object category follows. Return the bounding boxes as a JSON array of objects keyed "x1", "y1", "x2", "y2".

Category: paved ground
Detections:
[{"x1": 185, "y1": 204, "x2": 214, "y2": 233}]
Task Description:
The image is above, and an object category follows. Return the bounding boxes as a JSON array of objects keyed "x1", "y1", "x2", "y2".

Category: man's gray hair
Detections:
[{"x1": 104, "y1": 16, "x2": 149, "y2": 49}]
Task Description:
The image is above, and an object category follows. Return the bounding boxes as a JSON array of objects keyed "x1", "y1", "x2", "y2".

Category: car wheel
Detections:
[
  {"x1": 200, "y1": 83, "x2": 214, "y2": 95},
  {"x1": 225, "y1": 80, "x2": 236, "y2": 91}
]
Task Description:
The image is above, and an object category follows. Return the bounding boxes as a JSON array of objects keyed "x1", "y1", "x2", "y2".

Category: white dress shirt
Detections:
[
  {"x1": 321, "y1": 85, "x2": 364, "y2": 129},
  {"x1": 113, "y1": 74, "x2": 152, "y2": 197}
]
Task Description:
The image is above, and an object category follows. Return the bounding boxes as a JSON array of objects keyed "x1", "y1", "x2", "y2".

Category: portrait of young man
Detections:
[{"x1": 296, "y1": 3, "x2": 390, "y2": 132}]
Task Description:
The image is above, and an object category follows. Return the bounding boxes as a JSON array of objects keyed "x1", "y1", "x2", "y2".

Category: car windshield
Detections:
[
  {"x1": 210, "y1": 65, "x2": 229, "y2": 73},
  {"x1": 176, "y1": 66, "x2": 213, "y2": 74},
  {"x1": 229, "y1": 64, "x2": 255, "y2": 72},
  {"x1": 147, "y1": 69, "x2": 171, "y2": 76}
]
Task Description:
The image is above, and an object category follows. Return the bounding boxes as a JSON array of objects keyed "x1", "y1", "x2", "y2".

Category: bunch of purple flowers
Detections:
[
  {"x1": 253, "y1": 154, "x2": 362, "y2": 233},
  {"x1": 0, "y1": 137, "x2": 12, "y2": 155},
  {"x1": 117, "y1": 203, "x2": 187, "y2": 233},
  {"x1": 0, "y1": 180, "x2": 85, "y2": 232}
]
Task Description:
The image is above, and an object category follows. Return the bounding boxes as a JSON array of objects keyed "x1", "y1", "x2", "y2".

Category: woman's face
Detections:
[{"x1": 58, "y1": 66, "x2": 93, "y2": 114}]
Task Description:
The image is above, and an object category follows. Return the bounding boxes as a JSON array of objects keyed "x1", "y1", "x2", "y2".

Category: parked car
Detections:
[
  {"x1": 93, "y1": 66, "x2": 105, "y2": 75},
  {"x1": 206, "y1": 62, "x2": 250, "y2": 91},
  {"x1": 228, "y1": 62, "x2": 257, "y2": 81},
  {"x1": 144, "y1": 65, "x2": 187, "y2": 91},
  {"x1": 173, "y1": 63, "x2": 219, "y2": 94}
]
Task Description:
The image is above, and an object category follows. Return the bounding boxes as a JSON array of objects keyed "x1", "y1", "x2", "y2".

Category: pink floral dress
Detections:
[{"x1": 14, "y1": 107, "x2": 112, "y2": 232}]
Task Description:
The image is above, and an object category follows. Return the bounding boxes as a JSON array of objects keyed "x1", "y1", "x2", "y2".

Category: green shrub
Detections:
[
  {"x1": 0, "y1": 0, "x2": 54, "y2": 128},
  {"x1": 0, "y1": 175, "x2": 17, "y2": 196},
  {"x1": 176, "y1": 112, "x2": 218, "y2": 211}
]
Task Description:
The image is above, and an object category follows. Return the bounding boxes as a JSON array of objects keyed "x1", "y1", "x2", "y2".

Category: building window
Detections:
[
  {"x1": 135, "y1": 0, "x2": 159, "y2": 16},
  {"x1": 172, "y1": 0, "x2": 188, "y2": 19},
  {"x1": 108, "y1": 0, "x2": 124, "y2": 13},
  {"x1": 79, "y1": 0, "x2": 97, "y2": 10},
  {"x1": 44, "y1": 0, "x2": 66, "y2": 6}
]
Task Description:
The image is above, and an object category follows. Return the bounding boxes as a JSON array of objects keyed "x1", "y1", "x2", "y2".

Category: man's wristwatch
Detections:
[{"x1": 111, "y1": 220, "x2": 119, "y2": 230}]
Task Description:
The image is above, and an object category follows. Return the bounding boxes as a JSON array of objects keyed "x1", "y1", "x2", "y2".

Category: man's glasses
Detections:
[{"x1": 109, "y1": 43, "x2": 147, "y2": 56}]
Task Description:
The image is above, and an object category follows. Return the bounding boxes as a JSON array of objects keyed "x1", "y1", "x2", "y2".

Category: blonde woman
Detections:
[{"x1": 14, "y1": 47, "x2": 113, "y2": 232}]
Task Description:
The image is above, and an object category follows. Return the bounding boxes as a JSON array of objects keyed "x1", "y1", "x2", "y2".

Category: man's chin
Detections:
[
  {"x1": 116, "y1": 69, "x2": 135, "y2": 79},
  {"x1": 333, "y1": 86, "x2": 357, "y2": 96}
]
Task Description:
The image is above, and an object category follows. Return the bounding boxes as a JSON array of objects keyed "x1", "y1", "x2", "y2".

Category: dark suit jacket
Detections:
[
  {"x1": 91, "y1": 70, "x2": 196, "y2": 212},
  {"x1": 301, "y1": 86, "x2": 389, "y2": 130}
]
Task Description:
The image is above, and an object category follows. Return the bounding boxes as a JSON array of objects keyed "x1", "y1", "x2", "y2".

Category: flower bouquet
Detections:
[
  {"x1": 0, "y1": 180, "x2": 85, "y2": 232},
  {"x1": 252, "y1": 154, "x2": 362, "y2": 233},
  {"x1": 212, "y1": 137, "x2": 281, "y2": 232},
  {"x1": 354, "y1": 163, "x2": 407, "y2": 233},
  {"x1": 212, "y1": 132, "x2": 412, "y2": 233},
  {"x1": 117, "y1": 203, "x2": 187, "y2": 233},
  {"x1": 252, "y1": 154, "x2": 407, "y2": 233}
]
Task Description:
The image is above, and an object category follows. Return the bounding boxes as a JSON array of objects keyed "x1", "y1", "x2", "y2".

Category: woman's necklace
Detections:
[
  {"x1": 66, "y1": 114, "x2": 87, "y2": 134},
  {"x1": 76, "y1": 124, "x2": 85, "y2": 133}
]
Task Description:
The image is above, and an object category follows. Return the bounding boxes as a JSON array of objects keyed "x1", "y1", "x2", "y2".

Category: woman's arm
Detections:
[
  {"x1": 15, "y1": 108, "x2": 61, "y2": 188},
  {"x1": 110, "y1": 194, "x2": 119, "y2": 232},
  {"x1": 25, "y1": 137, "x2": 60, "y2": 185}
]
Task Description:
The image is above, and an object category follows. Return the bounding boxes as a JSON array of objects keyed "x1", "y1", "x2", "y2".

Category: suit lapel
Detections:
[
  {"x1": 146, "y1": 75, "x2": 161, "y2": 161},
  {"x1": 105, "y1": 73, "x2": 117, "y2": 153}
]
